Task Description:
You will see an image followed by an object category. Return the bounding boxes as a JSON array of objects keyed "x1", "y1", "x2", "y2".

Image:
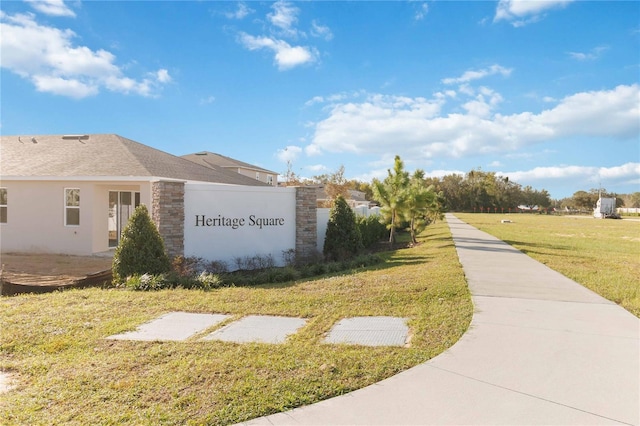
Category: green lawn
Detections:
[
  {"x1": 0, "y1": 221, "x2": 472, "y2": 425},
  {"x1": 456, "y1": 213, "x2": 640, "y2": 317}
]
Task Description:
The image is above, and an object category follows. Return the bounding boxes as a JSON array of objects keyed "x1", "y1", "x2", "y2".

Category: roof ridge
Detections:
[{"x1": 182, "y1": 151, "x2": 278, "y2": 174}]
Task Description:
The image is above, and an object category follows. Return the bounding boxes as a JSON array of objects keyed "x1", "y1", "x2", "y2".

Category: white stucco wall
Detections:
[
  {"x1": 317, "y1": 208, "x2": 330, "y2": 253},
  {"x1": 0, "y1": 179, "x2": 149, "y2": 255},
  {"x1": 0, "y1": 180, "x2": 95, "y2": 254},
  {"x1": 184, "y1": 183, "x2": 296, "y2": 269}
]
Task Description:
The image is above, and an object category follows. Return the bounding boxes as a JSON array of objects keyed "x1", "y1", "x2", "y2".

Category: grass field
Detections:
[
  {"x1": 0, "y1": 221, "x2": 472, "y2": 425},
  {"x1": 456, "y1": 213, "x2": 640, "y2": 318}
]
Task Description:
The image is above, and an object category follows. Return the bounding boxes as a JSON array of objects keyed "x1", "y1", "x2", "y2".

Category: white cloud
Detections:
[
  {"x1": 505, "y1": 163, "x2": 640, "y2": 185},
  {"x1": 305, "y1": 95, "x2": 325, "y2": 107},
  {"x1": 155, "y1": 69, "x2": 172, "y2": 83},
  {"x1": 268, "y1": 0, "x2": 300, "y2": 38},
  {"x1": 0, "y1": 12, "x2": 170, "y2": 98},
  {"x1": 224, "y1": 2, "x2": 253, "y2": 20},
  {"x1": 304, "y1": 92, "x2": 353, "y2": 107},
  {"x1": 307, "y1": 93, "x2": 446, "y2": 157},
  {"x1": 462, "y1": 87, "x2": 504, "y2": 118},
  {"x1": 442, "y1": 64, "x2": 512, "y2": 85},
  {"x1": 568, "y1": 45, "x2": 609, "y2": 61},
  {"x1": 494, "y1": 0, "x2": 574, "y2": 27},
  {"x1": 305, "y1": 143, "x2": 322, "y2": 156},
  {"x1": 239, "y1": 32, "x2": 317, "y2": 70},
  {"x1": 535, "y1": 84, "x2": 639, "y2": 139},
  {"x1": 276, "y1": 145, "x2": 302, "y2": 163},
  {"x1": 238, "y1": 1, "x2": 328, "y2": 70},
  {"x1": 414, "y1": 2, "x2": 429, "y2": 21},
  {"x1": 311, "y1": 20, "x2": 333, "y2": 41},
  {"x1": 306, "y1": 84, "x2": 640, "y2": 161},
  {"x1": 306, "y1": 164, "x2": 328, "y2": 172},
  {"x1": 32, "y1": 74, "x2": 97, "y2": 98},
  {"x1": 426, "y1": 169, "x2": 466, "y2": 179},
  {"x1": 200, "y1": 95, "x2": 215, "y2": 105},
  {"x1": 25, "y1": 0, "x2": 75, "y2": 17}
]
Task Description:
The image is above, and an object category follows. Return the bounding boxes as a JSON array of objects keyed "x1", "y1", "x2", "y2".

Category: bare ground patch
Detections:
[{"x1": 1, "y1": 252, "x2": 113, "y2": 286}]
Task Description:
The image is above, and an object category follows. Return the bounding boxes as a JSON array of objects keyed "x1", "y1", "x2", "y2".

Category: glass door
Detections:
[{"x1": 108, "y1": 191, "x2": 140, "y2": 248}]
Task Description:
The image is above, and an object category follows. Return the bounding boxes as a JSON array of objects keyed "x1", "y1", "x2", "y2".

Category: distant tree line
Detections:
[
  {"x1": 556, "y1": 189, "x2": 640, "y2": 211},
  {"x1": 422, "y1": 169, "x2": 552, "y2": 212},
  {"x1": 284, "y1": 159, "x2": 638, "y2": 217}
]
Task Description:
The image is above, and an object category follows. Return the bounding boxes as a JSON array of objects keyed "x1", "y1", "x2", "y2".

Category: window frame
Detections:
[
  {"x1": 0, "y1": 187, "x2": 7, "y2": 224},
  {"x1": 64, "y1": 188, "x2": 80, "y2": 226}
]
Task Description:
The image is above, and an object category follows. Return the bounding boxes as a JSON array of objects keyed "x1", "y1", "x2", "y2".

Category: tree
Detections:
[
  {"x1": 521, "y1": 186, "x2": 551, "y2": 209},
  {"x1": 323, "y1": 195, "x2": 362, "y2": 261},
  {"x1": 348, "y1": 179, "x2": 374, "y2": 202},
  {"x1": 372, "y1": 155, "x2": 409, "y2": 244},
  {"x1": 572, "y1": 190, "x2": 597, "y2": 210},
  {"x1": 281, "y1": 160, "x2": 314, "y2": 187},
  {"x1": 112, "y1": 204, "x2": 171, "y2": 284},
  {"x1": 403, "y1": 170, "x2": 437, "y2": 244},
  {"x1": 439, "y1": 174, "x2": 465, "y2": 211},
  {"x1": 314, "y1": 165, "x2": 350, "y2": 207}
]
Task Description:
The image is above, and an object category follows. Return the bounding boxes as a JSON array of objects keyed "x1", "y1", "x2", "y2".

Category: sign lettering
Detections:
[{"x1": 195, "y1": 214, "x2": 285, "y2": 230}]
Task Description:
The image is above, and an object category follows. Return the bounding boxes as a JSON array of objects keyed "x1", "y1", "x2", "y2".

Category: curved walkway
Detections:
[{"x1": 241, "y1": 214, "x2": 639, "y2": 425}]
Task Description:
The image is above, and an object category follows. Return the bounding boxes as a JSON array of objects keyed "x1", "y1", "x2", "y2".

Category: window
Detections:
[
  {"x1": 256, "y1": 172, "x2": 260, "y2": 180},
  {"x1": 267, "y1": 175, "x2": 273, "y2": 185},
  {"x1": 65, "y1": 188, "x2": 80, "y2": 226},
  {"x1": 0, "y1": 188, "x2": 6, "y2": 223}
]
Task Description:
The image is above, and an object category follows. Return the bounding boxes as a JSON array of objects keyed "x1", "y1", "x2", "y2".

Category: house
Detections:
[
  {"x1": 314, "y1": 185, "x2": 372, "y2": 208},
  {"x1": 182, "y1": 151, "x2": 278, "y2": 187},
  {"x1": 0, "y1": 134, "x2": 269, "y2": 256}
]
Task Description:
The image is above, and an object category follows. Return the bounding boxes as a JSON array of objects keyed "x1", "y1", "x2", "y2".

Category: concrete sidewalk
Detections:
[{"x1": 240, "y1": 214, "x2": 639, "y2": 425}]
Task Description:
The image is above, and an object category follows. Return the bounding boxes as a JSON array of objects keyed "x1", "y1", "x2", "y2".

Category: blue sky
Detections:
[{"x1": 1, "y1": 0, "x2": 639, "y2": 199}]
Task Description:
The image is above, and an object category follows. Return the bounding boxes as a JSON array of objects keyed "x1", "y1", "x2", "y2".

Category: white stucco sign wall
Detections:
[{"x1": 184, "y1": 183, "x2": 296, "y2": 268}]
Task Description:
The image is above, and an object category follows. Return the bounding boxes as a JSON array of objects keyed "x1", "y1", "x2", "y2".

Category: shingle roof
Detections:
[
  {"x1": 0, "y1": 134, "x2": 269, "y2": 186},
  {"x1": 182, "y1": 151, "x2": 278, "y2": 175}
]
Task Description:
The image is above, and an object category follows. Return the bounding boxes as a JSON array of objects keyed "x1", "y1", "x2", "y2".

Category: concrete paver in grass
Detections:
[
  {"x1": 324, "y1": 316, "x2": 409, "y2": 347},
  {"x1": 107, "y1": 312, "x2": 230, "y2": 342},
  {"x1": 202, "y1": 315, "x2": 307, "y2": 344}
]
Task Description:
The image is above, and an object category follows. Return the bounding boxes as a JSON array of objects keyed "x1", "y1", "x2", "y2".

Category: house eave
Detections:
[{"x1": 0, "y1": 175, "x2": 186, "y2": 183}]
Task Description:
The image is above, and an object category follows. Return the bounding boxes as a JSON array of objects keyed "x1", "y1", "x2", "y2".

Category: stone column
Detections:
[
  {"x1": 151, "y1": 180, "x2": 185, "y2": 259},
  {"x1": 295, "y1": 186, "x2": 317, "y2": 263}
]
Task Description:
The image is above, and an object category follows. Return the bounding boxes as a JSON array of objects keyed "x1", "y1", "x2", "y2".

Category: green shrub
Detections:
[
  {"x1": 112, "y1": 205, "x2": 171, "y2": 284},
  {"x1": 323, "y1": 195, "x2": 363, "y2": 261},
  {"x1": 124, "y1": 271, "x2": 225, "y2": 291},
  {"x1": 125, "y1": 273, "x2": 173, "y2": 291},
  {"x1": 194, "y1": 272, "x2": 224, "y2": 290},
  {"x1": 357, "y1": 214, "x2": 388, "y2": 248}
]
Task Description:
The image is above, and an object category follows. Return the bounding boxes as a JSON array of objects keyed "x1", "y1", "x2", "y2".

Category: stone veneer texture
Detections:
[
  {"x1": 295, "y1": 186, "x2": 318, "y2": 262},
  {"x1": 152, "y1": 181, "x2": 185, "y2": 259}
]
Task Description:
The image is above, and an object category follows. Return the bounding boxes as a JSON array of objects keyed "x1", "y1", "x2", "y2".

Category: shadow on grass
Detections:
[
  {"x1": 249, "y1": 252, "x2": 435, "y2": 291},
  {"x1": 450, "y1": 235, "x2": 573, "y2": 256},
  {"x1": 500, "y1": 240, "x2": 572, "y2": 255},
  {"x1": 240, "y1": 231, "x2": 443, "y2": 291}
]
